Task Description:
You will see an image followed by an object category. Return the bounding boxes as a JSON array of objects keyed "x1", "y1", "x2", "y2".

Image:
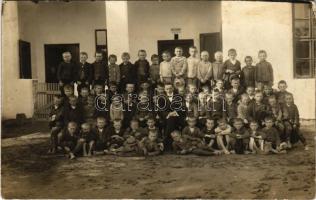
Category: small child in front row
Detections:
[
  {"x1": 94, "y1": 117, "x2": 110, "y2": 153},
  {"x1": 171, "y1": 130, "x2": 217, "y2": 156},
  {"x1": 229, "y1": 118, "x2": 250, "y2": 154},
  {"x1": 248, "y1": 120, "x2": 264, "y2": 153},
  {"x1": 214, "y1": 118, "x2": 232, "y2": 154},
  {"x1": 186, "y1": 46, "x2": 199, "y2": 86},
  {"x1": 261, "y1": 116, "x2": 285, "y2": 154},
  {"x1": 182, "y1": 117, "x2": 204, "y2": 145},
  {"x1": 59, "y1": 122, "x2": 82, "y2": 159},
  {"x1": 139, "y1": 130, "x2": 164, "y2": 156},
  {"x1": 159, "y1": 51, "x2": 173, "y2": 85},
  {"x1": 201, "y1": 117, "x2": 217, "y2": 150},
  {"x1": 80, "y1": 123, "x2": 96, "y2": 156},
  {"x1": 224, "y1": 92, "x2": 238, "y2": 124},
  {"x1": 276, "y1": 80, "x2": 292, "y2": 106}
]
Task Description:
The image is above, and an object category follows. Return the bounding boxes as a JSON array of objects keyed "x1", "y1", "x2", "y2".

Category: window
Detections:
[
  {"x1": 19, "y1": 40, "x2": 32, "y2": 79},
  {"x1": 293, "y1": 3, "x2": 316, "y2": 78}
]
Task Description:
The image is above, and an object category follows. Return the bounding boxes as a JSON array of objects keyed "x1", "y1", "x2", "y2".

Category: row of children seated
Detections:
[{"x1": 48, "y1": 77, "x2": 307, "y2": 159}]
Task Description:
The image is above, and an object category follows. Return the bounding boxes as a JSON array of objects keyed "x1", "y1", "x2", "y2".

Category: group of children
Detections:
[{"x1": 48, "y1": 47, "x2": 308, "y2": 159}]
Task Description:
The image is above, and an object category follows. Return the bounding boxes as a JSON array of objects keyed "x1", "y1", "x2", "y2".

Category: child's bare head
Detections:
[
  {"x1": 285, "y1": 94, "x2": 294, "y2": 104},
  {"x1": 201, "y1": 51, "x2": 209, "y2": 61},
  {"x1": 246, "y1": 86, "x2": 255, "y2": 96},
  {"x1": 230, "y1": 77, "x2": 240, "y2": 88},
  {"x1": 108, "y1": 54, "x2": 117, "y2": 64},
  {"x1": 254, "y1": 91, "x2": 263, "y2": 103},
  {"x1": 80, "y1": 52, "x2": 88, "y2": 62},
  {"x1": 249, "y1": 120, "x2": 259, "y2": 131},
  {"x1": 94, "y1": 84, "x2": 104, "y2": 95},
  {"x1": 67, "y1": 121, "x2": 78, "y2": 134},
  {"x1": 241, "y1": 93, "x2": 250, "y2": 105},
  {"x1": 121, "y1": 52, "x2": 130, "y2": 63},
  {"x1": 109, "y1": 81, "x2": 118, "y2": 93},
  {"x1": 205, "y1": 117, "x2": 215, "y2": 130},
  {"x1": 258, "y1": 50, "x2": 267, "y2": 61},
  {"x1": 140, "y1": 81, "x2": 150, "y2": 90},
  {"x1": 63, "y1": 85, "x2": 74, "y2": 97},
  {"x1": 233, "y1": 118, "x2": 244, "y2": 130},
  {"x1": 214, "y1": 51, "x2": 223, "y2": 62},
  {"x1": 148, "y1": 130, "x2": 158, "y2": 141},
  {"x1": 126, "y1": 83, "x2": 135, "y2": 93},
  {"x1": 263, "y1": 85, "x2": 273, "y2": 95},
  {"x1": 95, "y1": 51, "x2": 103, "y2": 61},
  {"x1": 130, "y1": 119, "x2": 139, "y2": 130},
  {"x1": 138, "y1": 49, "x2": 147, "y2": 60},
  {"x1": 268, "y1": 95, "x2": 277, "y2": 106},
  {"x1": 171, "y1": 130, "x2": 182, "y2": 142},
  {"x1": 151, "y1": 54, "x2": 159, "y2": 65},
  {"x1": 156, "y1": 83, "x2": 165, "y2": 94},
  {"x1": 96, "y1": 116, "x2": 107, "y2": 129},
  {"x1": 81, "y1": 123, "x2": 91, "y2": 133},
  {"x1": 113, "y1": 119, "x2": 122, "y2": 130},
  {"x1": 188, "y1": 83, "x2": 197, "y2": 94},
  {"x1": 189, "y1": 46, "x2": 198, "y2": 57},
  {"x1": 215, "y1": 79, "x2": 224, "y2": 89},
  {"x1": 228, "y1": 48, "x2": 237, "y2": 59},
  {"x1": 278, "y1": 80, "x2": 288, "y2": 92},
  {"x1": 174, "y1": 47, "x2": 183, "y2": 57},
  {"x1": 62, "y1": 52, "x2": 72, "y2": 63},
  {"x1": 244, "y1": 56, "x2": 253, "y2": 66},
  {"x1": 264, "y1": 116, "x2": 274, "y2": 128},
  {"x1": 164, "y1": 83, "x2": 174, "y2": 95},
  {"x1": 69, "y1": 96, "x2": 78, "y2": 107},
  {"x1": 53, "y1": 95, "x2": 63, "y2": 106},
  {"x1": 162, "y1": 51, "x2": 171, "y2": 61},
  {"x1": 146, "y1": 117, "x2": 156, "y2": 128},
  {"x1": 217, "y1": 118, "x2": 228, "y2": 129},
  {"x1": 80, "y1": 87, "x2": 89, "y2": 97}
]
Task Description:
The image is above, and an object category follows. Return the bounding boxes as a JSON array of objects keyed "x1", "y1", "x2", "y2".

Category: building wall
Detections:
[
  {"x1": 17, "y1": 1, "x2": 107, "y2": 82},
  {"x1": 2, "y1": 1, "x2": 34, "y2": 119},
  {"x1": 221, "y1": 1, "x2": 315, "y2": 119},
  {"x1": 127, "y1": 1, "x2": 221, "y2": 61}
]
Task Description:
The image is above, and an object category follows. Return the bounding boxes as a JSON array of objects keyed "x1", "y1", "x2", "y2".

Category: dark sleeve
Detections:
[
  {"x1": 294, "y1": 105, "x2": 300, "y2": 125},
  {"x1": 146, "y1": 60, "x2": 150, "y2": 78},
  {"x1": 57, "y1": 63, "x2": 63, "y2": 81},
  {"x1": 90, "y1": 63, "x2": 95, "y2": 82},
  {"x1": 72, "y1": 62, "x2": 78, "y2": 82},
  {"x1": 104, "y1": 62, "x2": 109, "y2": 82},
  {"x1": 268, "y1": 62, "x2": 274, "y2": 82}
]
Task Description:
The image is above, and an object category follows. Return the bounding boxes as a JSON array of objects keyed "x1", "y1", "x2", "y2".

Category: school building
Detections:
[{"x1": 2, "y1": 1, "x2": 315, "y2": 120}]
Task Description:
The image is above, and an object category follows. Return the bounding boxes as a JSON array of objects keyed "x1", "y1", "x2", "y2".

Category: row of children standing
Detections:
[{"x1": 49, "y1": 47, "x2": 308, "y2": 159}]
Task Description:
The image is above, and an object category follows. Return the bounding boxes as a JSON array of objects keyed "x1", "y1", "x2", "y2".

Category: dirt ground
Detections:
[{"x1": 1, "y1": 122, "x2": 315, "y2": 199}]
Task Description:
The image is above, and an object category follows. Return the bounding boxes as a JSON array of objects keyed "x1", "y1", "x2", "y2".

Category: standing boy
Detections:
[
  {"x1": 240, "y1": 56, "x2": 256, "y2": 88},
  {"x1": 186, "y1": 46, "x2": 199, "y2": 86},
  {"x1": 255, "y1": 50, "x2": 274, "y2": 90},
  {"x1": 92, "y1": 51, "x2": 108, "y2": 87},
  {"x1": 171, "y1": 47, "x2": 187, "y2": 80},
  {"x1": 76, "y1": 52, "x2": 92, "y2": 95},
  {"x1": 57, "y1": 51, "x2": 76, "y2": 95}
]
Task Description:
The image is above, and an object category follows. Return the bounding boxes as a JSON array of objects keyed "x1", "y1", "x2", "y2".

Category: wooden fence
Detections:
[{"x1": 33, "y1": 81, "x2": 60, "y2": 120}]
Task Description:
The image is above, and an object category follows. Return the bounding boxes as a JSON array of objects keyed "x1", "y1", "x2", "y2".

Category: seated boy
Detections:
[
  {"x1": 185, "y1": 93, "x2": 199, "y2": 119},
  {"x1": 207, "y1": 89, "x2": 225, "y2": 120},
  {"x1": 214, "y1": 118, "x2": 232, "y2": 154},
  {"x1": 78, "y1": 86, "x2": 90, "y2": 106},
  {"x1": 80, "y1": 123, "x2": 96, "y2": 156},
  {"x1": 48, "y1": 95, "x2": 64, "y2": 154},
  {"x1": 135, "y1": 95, "x2": 152, "y2": 127},
  {"x1": 247, "y1": 90, "x2": 268, "y2": 127},
  {"x1": 109, "y1": 95, "x2": 124, "y2": 122},
  {"x1": 106, "y1": 119, "x2": 125, "y2": 154},
  {"x1": 83, "y1": 95, "x2": 96, "y2": 125},
  {"x1": 226, "y1": 77, "x2": 244, "y2": 103},
  {"x1": 261, "y1": 116, "x2": 285, "y2": 154},
  {"x1": 171, "y1": 130, "x2": 217, "y2": 156},
  {"x1": 224, "y1": 92, "x2": 238, "y2": 124},
  {"x1": 276, "y1": 80, "x2": 293, "y2": 106},
  {"x1": 229, "y1": 118, "x2": 250, "y2": 154},
  {"x1": 123, "y1": 119, "x2": 147, "y2": 141},
  {"x1": 201, "y1": 117, "x2": 217, "y2": 150},
  {"x1": 282, "y1": 94, "x2": 308, "y2": 150},
  {"x1": 237, "y1": 94, "x2": 250, "y2": 125},
  {"x1": 139, "y1": 130, "x2": 164, "y2": 156},
  {"x1": 182, "y1": 117, "x2": 204, "y2": 145},
  {"x1": 59, "y1": 121, "x2": 82, "y2": 159},
  {"x1": 248, "y1": 120, "x2": 264, "y2": 153},
  {"x1": 63, "y1": 95, "x2": 84, "y2": 126},
  {"x1": 93, "y1": 117, "x2": 110, "y2": 153}
]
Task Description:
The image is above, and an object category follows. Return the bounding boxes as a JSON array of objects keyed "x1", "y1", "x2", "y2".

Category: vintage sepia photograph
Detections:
[{"x1": 1, "y1": 0, "x2": 316, "y2": 199}]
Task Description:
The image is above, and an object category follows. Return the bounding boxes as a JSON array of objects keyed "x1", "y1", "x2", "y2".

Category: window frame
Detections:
[{"x1": 293, "y1": 3, "x2": 316, "y2": 79}]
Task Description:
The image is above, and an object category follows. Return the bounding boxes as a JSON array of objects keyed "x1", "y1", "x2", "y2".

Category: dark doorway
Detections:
[
  {"x1": 44, "y1": 43, "x2": 80, "y2": 83},
  {"x1": 19, "y1": 40, "x2": 32, "y2": 79},
  {"x1": 157, "y1": 39, "x2": 194, "y2": 62},
  {"x1": 200, "y1": 32, "x2": 222, "y2": 62}
]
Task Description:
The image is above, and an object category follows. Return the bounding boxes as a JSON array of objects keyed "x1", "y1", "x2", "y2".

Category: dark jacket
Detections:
[
  {"x1": 76, "y1": 62, "x2": 93, "y2": 83},
  {"x1": 57, "y1": 61, "x2": 77, "y2": 82},
  {"x1": 92, "y1": 61, "x2": 108, "y2": 82}
]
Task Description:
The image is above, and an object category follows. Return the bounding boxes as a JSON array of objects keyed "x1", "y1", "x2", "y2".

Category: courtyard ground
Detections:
[{"x1": 1, "y1": 121, "x2": 315, "y2": 199}]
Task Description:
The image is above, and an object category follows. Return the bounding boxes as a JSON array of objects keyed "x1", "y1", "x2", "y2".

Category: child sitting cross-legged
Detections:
[
  {"x1": 229, "y1": 118, "x2": 250, "y2": 154},
  {"x1": 248, "y1": 120, "x2": 265, "y2": 154},
  {"x1": 139, "y1": 130, "x2": 164, "y2": 156},
  {"x1": 182, "y1": 117, "x2": 204, "y2": 146},
  {"x1": 58, "y1": 122, "x2": 82, "y2": 160},
  {"x1": 201, "y1": 117, "x2": 217, "y2": 150},
  {"x1": 79, "y1": 123, "x2": 96, "y2": 156}
]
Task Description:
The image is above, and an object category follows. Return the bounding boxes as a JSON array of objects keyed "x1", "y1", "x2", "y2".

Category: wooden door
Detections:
[
  {"x1": 200, "y1": 33, "x2": 222, "y2": 62},
  {"x1": 157, "y1": 39, "x2": 194, "y2": 62},
  {"x1": 19, "y1": 40, "x2": 32, "y2": 79}
]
